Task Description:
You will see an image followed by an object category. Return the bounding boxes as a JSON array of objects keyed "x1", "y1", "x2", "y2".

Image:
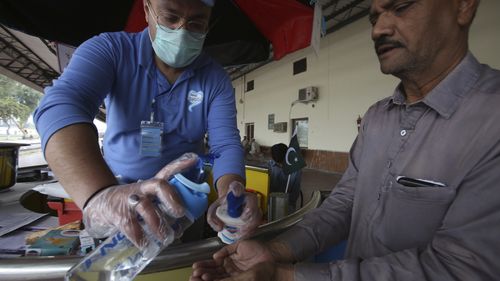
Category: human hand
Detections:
[
  {"x1": 82, "y1": 153, "x2": 199, "y2": 248},
  {"x1": 218, "y1": 262, "x2": 279, "y2": 281},
  {"x1": 190, "y1": 262, "x2": 278, "y2": 281},
  {"x1": 190, "y1": 240, "x2": 275, "y2": 281},
  {"x1": 207, "y1": 181, "x2": 262, "y2": 239}
]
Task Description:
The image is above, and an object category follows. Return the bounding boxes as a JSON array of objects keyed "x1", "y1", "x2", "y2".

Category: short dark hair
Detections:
[{"x1": 271, "y1": 143, "x2": 288, "y2": 162}]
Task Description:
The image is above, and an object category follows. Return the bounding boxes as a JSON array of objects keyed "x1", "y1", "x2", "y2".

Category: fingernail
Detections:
[
  {"x1": 179, "y1": 152, "x2": 197, "y2": 161},
  {"x1": 170, "y1": 205, "x2": 186, "y2": 218},
  {"x1": 137, "y1": 237, "x2": 148, "y2": 250}
]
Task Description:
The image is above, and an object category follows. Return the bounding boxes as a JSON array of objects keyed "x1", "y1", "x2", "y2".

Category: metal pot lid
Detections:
[{"x1": 0, "y1": 142, "x2": 31, "y2": 148}]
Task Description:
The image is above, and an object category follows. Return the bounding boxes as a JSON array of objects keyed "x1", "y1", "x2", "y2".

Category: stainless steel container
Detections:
[
  {"x1": 267, "y1": 192, "x2": 289, "y2": 222},
  {"x1": 0, "y1": 143, "x2": 23, "y2": 190}
]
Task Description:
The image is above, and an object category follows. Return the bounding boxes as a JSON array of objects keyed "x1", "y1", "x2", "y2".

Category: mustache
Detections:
[{"x1": 374, "y1": 37, "x2": 404, "y2": 50}]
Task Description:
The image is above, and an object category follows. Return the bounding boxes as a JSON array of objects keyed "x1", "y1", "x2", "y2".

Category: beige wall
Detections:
[{"x1": 234, "y1": 0, "x2": 500, "y2": 152}]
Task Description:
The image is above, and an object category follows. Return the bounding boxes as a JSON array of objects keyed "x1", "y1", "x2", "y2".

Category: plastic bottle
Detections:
[
  {"x1": 216, "y1": 191, "x2": 246, "y2": 244},
  {"x1": 65, "y1": 161, "x2": 211, "y2": 281}
]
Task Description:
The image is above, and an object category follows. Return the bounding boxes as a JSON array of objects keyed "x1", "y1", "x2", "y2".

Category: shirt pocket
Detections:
[{"x1": 373, "y1": 181, "x2": 456, "y2": 251}]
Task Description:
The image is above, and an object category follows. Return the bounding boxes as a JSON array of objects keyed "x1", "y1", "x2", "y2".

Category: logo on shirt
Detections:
[{"x1": 188, "y1": 90, "x2": 203, "y2": 112}]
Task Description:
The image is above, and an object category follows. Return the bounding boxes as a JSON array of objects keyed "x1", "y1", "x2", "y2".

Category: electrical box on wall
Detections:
[
  {"x1": 298, "y1": 86, "x2": 319, "y2": 102},
  {"x1": 273, "y1": 122, "x2": 287, "y2": 133}
]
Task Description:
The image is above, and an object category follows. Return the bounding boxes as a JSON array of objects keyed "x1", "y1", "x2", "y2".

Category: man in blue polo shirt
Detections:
[{"x1": 33, "y1": 0, "x2": 261, "y2": 247}]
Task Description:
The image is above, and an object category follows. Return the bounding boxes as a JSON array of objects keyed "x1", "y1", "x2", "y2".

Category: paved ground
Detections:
[
  {"x1": 16, "y1": 146, "x2": 344, "y2": 200},
  {"x1": 18, "y1": 145, "x2": 46, "y2": 168}
]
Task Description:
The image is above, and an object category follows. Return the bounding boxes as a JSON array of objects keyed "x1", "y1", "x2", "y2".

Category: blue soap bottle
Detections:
[
  {"x1": 216, "y1": 190, "x2": 246, "y2": 244},
  {"x1": 65, "y1": 157, "x2": 211, "y2": 281}
]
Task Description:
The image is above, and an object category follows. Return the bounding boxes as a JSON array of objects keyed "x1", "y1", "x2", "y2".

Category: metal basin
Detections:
[
  {"x1": 0, "y1": 143, "x2": 26, "y2": 191},
  {"x1": 0, "y1": 190, "x2": 321, "y2": 281}
]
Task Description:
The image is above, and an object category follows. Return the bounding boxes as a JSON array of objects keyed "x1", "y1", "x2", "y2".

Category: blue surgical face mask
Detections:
[{"x1": 150, "y1": 23, "x2": 206, "y2": 68}]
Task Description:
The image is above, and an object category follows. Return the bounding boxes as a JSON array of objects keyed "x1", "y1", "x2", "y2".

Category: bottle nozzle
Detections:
[{"x1": 227, "y1": 191, "x2": 245, "y2": 218}]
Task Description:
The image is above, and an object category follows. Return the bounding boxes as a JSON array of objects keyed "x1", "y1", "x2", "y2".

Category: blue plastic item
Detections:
[
  {"x1": 169, "y1": 173, "x2": 210, "y2": 220},
  {"x1": 216, "y1": 191, "x2": 246, "y2": 244},
  {"x1": 226, "y1": 191, "x2": 245, "y2": 218},
  {"x1": 65, "y1": 155, "x2": 212, "y2": 281},
  {"x1": 314, "y1": 240, "x2": 347, "y2": 263}
]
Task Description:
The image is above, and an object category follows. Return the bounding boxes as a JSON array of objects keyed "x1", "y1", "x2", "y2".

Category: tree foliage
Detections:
[{"x1": 0, "y1": 74, "x2": 43, "y2": 134}]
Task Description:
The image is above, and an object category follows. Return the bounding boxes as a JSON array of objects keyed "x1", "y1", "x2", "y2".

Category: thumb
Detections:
[
  {"x1": 228, "y1": 181, "x2": 245, "y2": 197},
  {"x1": 213, "y1": 241, "x2": 240, "y2": 261},
  {"x1": 154, "y1": 152, "x2": 199, "y2": 180}
]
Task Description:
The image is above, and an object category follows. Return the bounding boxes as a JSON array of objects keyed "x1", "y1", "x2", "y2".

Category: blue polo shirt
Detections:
[{"x1": 34, "y1": 28, "x2": 244, "y2": 183}]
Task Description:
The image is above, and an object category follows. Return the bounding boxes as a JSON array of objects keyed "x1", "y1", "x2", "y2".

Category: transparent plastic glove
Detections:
[
  {"x1": 82, "y1": 153, "x2": 199, "y2": 248},
  {"x1": 207, "y1": 181, "x2": 262, "y2": 238}
]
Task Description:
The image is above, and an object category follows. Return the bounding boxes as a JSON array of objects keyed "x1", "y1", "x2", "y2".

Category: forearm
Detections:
[
  {"x1": 45, "y1": 123, "x2": 118, "y2": 208},
  {"x1": 266, "y1": 239, "x2": 297, "y2": 263},
  {"x1": 275, "y1": 264, "x2": 295, "y2": 281}
]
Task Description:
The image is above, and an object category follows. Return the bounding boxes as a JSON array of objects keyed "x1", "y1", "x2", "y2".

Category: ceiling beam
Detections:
[{"x1": 0, "y1": 24, "x2": 58, "y2": 90}]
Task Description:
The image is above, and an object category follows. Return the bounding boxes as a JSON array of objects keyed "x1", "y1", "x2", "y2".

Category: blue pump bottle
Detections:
[
  {"x1": 216, "y1": 190, "x2": 246, "y2": 244},
  {"x1": 65, "y1": 156, "x2": 211, "y2": 281}
]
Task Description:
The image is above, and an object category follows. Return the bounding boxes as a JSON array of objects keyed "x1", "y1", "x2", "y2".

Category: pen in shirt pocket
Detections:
[{"x1": 396, "y1": 176, "x2": 446, "y2": 188}]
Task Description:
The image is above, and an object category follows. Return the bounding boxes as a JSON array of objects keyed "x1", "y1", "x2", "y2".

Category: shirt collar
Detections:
[
  {"x1": 138, "y1": 28, "x2": 212, "y2": 78},
  {"x1": 384, "y1": 52, "x2": 482, "y2": 119}
]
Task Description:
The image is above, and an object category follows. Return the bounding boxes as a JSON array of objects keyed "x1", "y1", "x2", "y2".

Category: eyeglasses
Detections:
[{"x1": 147, "y1": 1, "x2": 209, "y2": 34}]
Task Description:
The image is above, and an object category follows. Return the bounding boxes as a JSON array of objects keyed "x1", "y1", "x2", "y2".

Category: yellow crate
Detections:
[{"x1": 206, "y1": 165, "x2": 270, "y2": 214}]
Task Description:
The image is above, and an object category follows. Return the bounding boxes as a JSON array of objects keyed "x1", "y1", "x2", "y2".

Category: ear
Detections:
[
  {"x1": 457, "y1": 0, "x2": 479, "y2": 26},
  {"x1": 143, "y1": 0, "x2": 150, "y2": 24}
]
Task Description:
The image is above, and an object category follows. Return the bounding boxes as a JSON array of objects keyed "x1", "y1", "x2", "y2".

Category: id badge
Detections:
[{"x1": 140, "y1": 121, "x2": 164, "y2": 157}]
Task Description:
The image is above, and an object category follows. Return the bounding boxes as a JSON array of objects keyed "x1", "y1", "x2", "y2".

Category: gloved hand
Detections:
[
  {"x1": 82, "y1": 153, "x2": 199, "y2": 248},
  {"x1": 207, "y1": 181, "x2": 262, "y2": 239}
]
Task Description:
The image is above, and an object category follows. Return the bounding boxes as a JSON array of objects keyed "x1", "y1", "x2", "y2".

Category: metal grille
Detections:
[
  {"x1": 0, "y1": 24, "x2": 58, "y2": 89},
  {"x1": 0, "y1": 0, "x2": 371, "y2": 86}
]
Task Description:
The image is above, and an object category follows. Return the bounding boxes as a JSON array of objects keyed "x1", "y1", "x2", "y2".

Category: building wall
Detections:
[{"x1": 234, "y1": 0, "x2": 500, "y2": 172}]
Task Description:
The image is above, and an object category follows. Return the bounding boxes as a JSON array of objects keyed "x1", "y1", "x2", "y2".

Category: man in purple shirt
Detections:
[
  {"x1": 191, "y1": 0, "x2": 500, "y2": 280},
  {"x1": 34, "y1": 0, "x2": 261, "y2": 247}
]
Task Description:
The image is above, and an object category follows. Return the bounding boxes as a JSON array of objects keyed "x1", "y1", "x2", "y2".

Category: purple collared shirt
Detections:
[{"x1": 281, "y1": 53, "x2": 500, "y2": 280}]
